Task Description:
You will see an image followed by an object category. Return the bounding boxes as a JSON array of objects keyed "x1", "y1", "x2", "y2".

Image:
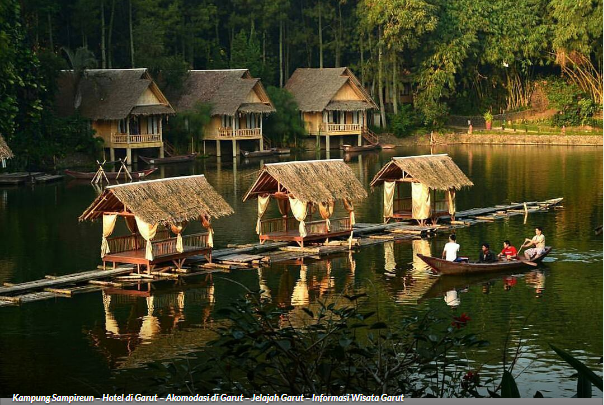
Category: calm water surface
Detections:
[{"x1": 0, "y1": 145, "x2": 602, "y2": 397}]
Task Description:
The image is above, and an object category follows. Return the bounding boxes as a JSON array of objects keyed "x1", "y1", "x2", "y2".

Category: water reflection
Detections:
[{"x1": 90, "y1": 277, "x2": 217, "y2": 369}]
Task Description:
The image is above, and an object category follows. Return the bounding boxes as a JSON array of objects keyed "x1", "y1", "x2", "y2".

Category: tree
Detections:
[
  {"x1": 166, "y1": 102, "x2": 212, "y2": 153},
  {"x1": 230, "y1": 29, "x2": 263, "y2": 77},
  {"x1": 264, "y1": 86, "x2": 306, "y2": 146}
]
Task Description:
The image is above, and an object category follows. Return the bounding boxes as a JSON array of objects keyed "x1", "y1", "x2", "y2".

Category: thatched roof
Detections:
[
  {"x1": 80, "y1": 175, "x2": 234, "y2": 225},
  {"x1": 164, "y1": 70, "x2": 275, "y2": 116},
  {"x1": 284, "y1": 67, "x2": 377, "y2": 112},
  {"x1": 370, "y1": 154, "x2": 473, "y2": 190},
  {"x1": 55, "y1": 69, "x2": 174, "y2": 120},
  {"x1": 325, "y1": 100, "x2": 373, "y2": 111},
  {"x1": 243, "y1": 159, "x2": 367, "y2": 204},
  {"x1": 0, "y1": 135, "x2": 13, "y2": 160}
]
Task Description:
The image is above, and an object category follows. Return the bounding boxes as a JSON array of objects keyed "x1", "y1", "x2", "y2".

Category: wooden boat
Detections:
[
  {"x1": 138, "y1": 153, "x2": 197, "y2": 165},
  {"x1": 380, "y1": 144, "x2": 397, "y2": 150},
  {"x1": 273, "y1": 148, "x2": 291, "y2": 155},
  {"x1": 64, "y1": 168, "x2": 157, "y2": 180},
  {"x1": 241, "y1": 149, "x2": 277, "y2": 158},
  {"x1": 340, "y1": 144, "x2": 380, "y2": 153},
  {"x1": 417, "y1": 247, "x2": 552, "y2": 276}
]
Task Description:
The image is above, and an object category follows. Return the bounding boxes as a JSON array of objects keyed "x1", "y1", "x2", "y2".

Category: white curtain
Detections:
[
  {"x1": 447, "y1": 188, "x2": 456, "y2": 216},
  {"x1": 256, "y1": 194, "x2": 271, "y2": 234},
  {"x1": 383, "y1": 181, "x2": 396, "y2": 220},
  {"x1": 318, "y1": 201, "x2": 334, "y2": 231},
  {"x1": 135, "y1": 216, "x2": 158, "y2": 261},
  {"x1": 170, "y1": 222, "x2": 187, "y2": 253},
  {"x1": 101, "y1": 214, "x2": 118, "y2": 258},
  {"x1": 201, "y1": 215, "x2": 214, "y2": 248},
  {"x1": 289, "y1": 196, "x2": 308, "y2": 238},
  {"x1": 411, "y1": 183, "x2": 431, "y2": 220},
  {"x1": 343, "y1": 199, "x2": 356, "y2": 226}
]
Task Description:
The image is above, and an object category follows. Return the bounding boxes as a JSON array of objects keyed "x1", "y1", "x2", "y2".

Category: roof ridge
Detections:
[{"x1": 106, "y1": 174, "x2": 206, "y2": 189}]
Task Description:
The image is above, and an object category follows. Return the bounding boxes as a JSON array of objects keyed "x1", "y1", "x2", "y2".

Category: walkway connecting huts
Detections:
[
  {"x1": 55, "y1": 69, "x2": 174, "y2": 163},
  {"x1": 165, "y1": 70, "x2": 275, "y2": 157},
  {"x1": 0, "y1": 135, "x2": 13, "y2": 168},
  {"x1": 370, "y1": 154, "x2": 473, "y2": 225},
  {"x1": 243, "y1": 159, "x2": 367, "y2": 247},
  {"x1": 285, "y1": 67, "x2": 379, "y2": 148},
  {"x1": 79, "y1": 175, "x2": 233, "y2": 272}
]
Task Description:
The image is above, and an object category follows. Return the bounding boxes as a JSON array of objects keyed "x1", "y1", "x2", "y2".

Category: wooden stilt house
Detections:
[
  {"x1": 243, "y1": 159, "x2": 367, "y2": 247},
  {"x1": 164, "y1": 69, "x2": 275, "y2": 157},
  {"x1": 55, "y1": 69, "x2": 175, "y2": 163},
  {"x1": 370, "y1": 154, "x2": 473, "y2": 225},
  {"x1": 0, "y1": 135, "x2": 13, "y2": 168},
  {"x1": 285, "y1": 68, "x2": 379, "y2": 148},
  {"x1": 80, "y1": 175, "x2": 233, "y2": 272}
]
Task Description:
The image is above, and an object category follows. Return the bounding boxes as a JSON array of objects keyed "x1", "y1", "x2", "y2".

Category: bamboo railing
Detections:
[{"x1": 260, "y1": 217, "x2": 351, "y2": 236}]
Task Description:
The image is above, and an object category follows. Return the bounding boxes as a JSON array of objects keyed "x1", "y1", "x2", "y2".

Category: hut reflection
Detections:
[{"x1": 90, "y1": 276, "x2": 217, "y2": 369}]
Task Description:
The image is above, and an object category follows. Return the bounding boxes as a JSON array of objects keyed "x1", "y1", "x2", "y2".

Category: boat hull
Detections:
[
  {"x1": 64, "y1": 168, "x2": 157, "y2": 180},
  {"x1": 139, "y1": 153, "x2": 197, "y2": 165},
  {"x1": 340, "y1": 144, "x2": 380, "y2": 153},
  {"x1": 417, "y1": 247, "x2": 551, "y2": 276}
]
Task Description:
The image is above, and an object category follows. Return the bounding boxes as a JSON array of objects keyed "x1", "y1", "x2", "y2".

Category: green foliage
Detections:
[
  {"x1": 166, "y1": 102, "x2": 212, "y2": 153},
  {"x1": 483, "y1": 111, "x2": 493, "y2": 122},
  {"x1": 388, "y1": 104, "x2": 422, "y2": 137},
  {"x1": 231, "y1": 30, "x2": 263, "y2": 78},
  {"x1": 545, "y1": 77, "x2": 601, "y2": 127},
  {"x1": 500, "y1": 371, "x2": 521, "y2": 398},
  {"x1": 264, "y1": 86, "x2": 306, "y2": 146}
]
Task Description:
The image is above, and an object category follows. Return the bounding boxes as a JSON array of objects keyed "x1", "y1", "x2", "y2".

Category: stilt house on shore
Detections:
[
  {"x1": 55, "y1": 69, "x2": 174, "y2": 163},
  {"x1": 79, "y1": 175, "x2": 233, "y2": 272},
  {"x1": 285, "y1": 67, "x2": 379, "y2": 148},
  {"x1": 0, "y1": 135, "x2": 13, "y2": 168},
  {"x1": 243, "y1": 159, "x2": 367, "y2": 247},
  {"x1": 164, "y1": 69, "x2": 275, "y2": 157},
  {"x1": 370, "y1": 154, "x2": 473, "y2": 225}
]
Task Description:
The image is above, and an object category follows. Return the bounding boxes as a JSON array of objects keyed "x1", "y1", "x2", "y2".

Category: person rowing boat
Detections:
[
  {"x1": 522, "y1": 227, "x2": 546, "y2": 260},
  {"x1": 498, "y1": 240, "x2": 518, "y2": 260}
]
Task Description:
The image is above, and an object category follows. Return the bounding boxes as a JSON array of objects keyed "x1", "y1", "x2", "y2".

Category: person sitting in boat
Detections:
[
  {"x1": 442, "y1": 234, "x2": 462, "y2": 262},
  {"x1": 498, "y1": 240, "x2": 518, "y2": 260},
  {"x1": 523, "y1": 227, "x2": 545, "y2": 259},
  {"x1": 478, "y1": 243, "x2": 497, "y2": 263}
]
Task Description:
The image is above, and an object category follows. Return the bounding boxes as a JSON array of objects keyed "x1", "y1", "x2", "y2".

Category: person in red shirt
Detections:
[{"x1": 498, "y1": 240, "x2": 518, "y2": 260}]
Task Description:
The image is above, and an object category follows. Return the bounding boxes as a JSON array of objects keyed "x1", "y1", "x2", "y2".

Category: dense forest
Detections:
[{"x1": 0, "y1": 0, "x2": 602, "y2": 165}]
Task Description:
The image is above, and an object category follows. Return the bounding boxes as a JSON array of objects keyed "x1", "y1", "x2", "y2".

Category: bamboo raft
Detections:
[{"x1": 0, "y1": 197, "x2": 563, "y2": 307}]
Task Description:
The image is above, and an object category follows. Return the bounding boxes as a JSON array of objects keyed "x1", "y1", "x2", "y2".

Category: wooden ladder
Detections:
[
  {"x1": 163, "y1": 140, "x2": 176, "y2": 156},
  {"x1": 362, "y1": 127, "x2": 379, "y2": 145}
]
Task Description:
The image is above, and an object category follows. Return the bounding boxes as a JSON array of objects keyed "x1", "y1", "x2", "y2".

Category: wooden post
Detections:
[
  {"x1": 110, "y1": 148, "x2": 115, "y2": 161},
  {"x1": 126, "y1": 148, "x2": 132, "y2": 165},
  {"x1": 358, "y1": 133, "x2": 362, "y2": 146},
  {"x1": 326, "y1": 134, "x2": 330, "y2": 150},
  {"x1": 232, "y1": 139, "x2": 237, "y2": 157},
  {"x1": 216, "y1": 140, "x2": 221, "y2": 157},
  {"x1": 259, "y1": 137, "x2": 264, "y2": 151}
]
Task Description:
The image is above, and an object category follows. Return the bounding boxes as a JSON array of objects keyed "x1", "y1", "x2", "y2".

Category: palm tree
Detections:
[{"x1": 62, "y1": 47, "x2": 97, "y2": 109}]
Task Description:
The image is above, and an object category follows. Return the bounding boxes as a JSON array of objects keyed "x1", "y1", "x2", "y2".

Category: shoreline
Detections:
[{"x1": 378, "y1": 132, "x2": 603, "y2": 147}]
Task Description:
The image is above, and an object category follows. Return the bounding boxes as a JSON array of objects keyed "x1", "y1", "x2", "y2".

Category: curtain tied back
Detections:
[
  {"x1": 101, "y1": 214, "x2": 118, "y2": 258},
  {"x1": 135, "y1": 216, "x2": 158, "y2": 261}
]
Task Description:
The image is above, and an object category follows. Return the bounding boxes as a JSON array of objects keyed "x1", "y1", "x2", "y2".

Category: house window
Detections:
[
  {"x1": 118, "y1": 119, "x2": 127, "y2": 133},
  {"x1": 246, "y1": 114, "x2": 252, "y2": 129},
  {"x1": 147, "y1": 116, "x2": 158, "y2": 134},
  {"x1": 221, "y1": 115, "x2": 232, "y2": 128},
  {"x1": 352, "y1": 111, "x2": 359, "y2": 124}
]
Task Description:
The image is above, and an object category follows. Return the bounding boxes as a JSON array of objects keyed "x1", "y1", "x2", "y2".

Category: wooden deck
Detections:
[{"x1": 259, "y1": 217, "x2": 352, "y2": 247}]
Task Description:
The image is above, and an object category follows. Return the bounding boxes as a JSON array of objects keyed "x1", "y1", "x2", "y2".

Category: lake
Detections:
[{"x1": 0, "y1": 145, "x2": 602, "y2": 397}]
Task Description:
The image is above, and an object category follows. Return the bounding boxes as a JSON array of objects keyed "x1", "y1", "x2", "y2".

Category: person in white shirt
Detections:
[
  {"x1": 442, "y1": 234, "x2": 461, "y2": 262},
  {"x1": 523, "y1": 226, "x2": 546, "y2": 259}
]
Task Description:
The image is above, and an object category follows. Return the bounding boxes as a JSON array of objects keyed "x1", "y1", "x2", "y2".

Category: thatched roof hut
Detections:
[
  {"x1": 55, "y1": 69, "x2": 174, "y2": 120},
  {"x1": 0, "y1": 135, "x2": 14, "y2": 161},
  {"x1": 285, "y1": 67, "x2": 377, "y2": 112},
  {"x1": 371, "y1": 154, "x2": 472, "y2": 223},
  {"x1": 243, "y1": 159, "x2": 367, "y2": 204},
  {"x1": 370, "y1": 154, "x2": 473, "y2": 190},
  {"x1": 164, "y1": 69, "x2": 275, "y2": 116},
  {"x1": 244, "y1": 159, "x2": 367, "y2": 246},
  {"x1": 80, "y1": 174, "x2": 233, "y2": 225}
]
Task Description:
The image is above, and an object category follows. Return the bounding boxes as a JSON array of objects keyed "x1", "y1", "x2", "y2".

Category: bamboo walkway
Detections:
[{"x1": 0, "y1": 197, "x2": 563, "y2": 307}]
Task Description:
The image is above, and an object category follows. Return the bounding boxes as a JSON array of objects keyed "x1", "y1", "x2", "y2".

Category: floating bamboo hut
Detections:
[
  {"x1": 0, "y1": 135, "x2": 13, "y2": 168},
  {"x1": 80, "y1": 175, "x2": 233, "y2": 272},
  {"x1": 370, "y1": 154, "x2": 473, "y2": 225},
  {"x1": 243, "y1": 159, "x2": 367, "y2": 247}
]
